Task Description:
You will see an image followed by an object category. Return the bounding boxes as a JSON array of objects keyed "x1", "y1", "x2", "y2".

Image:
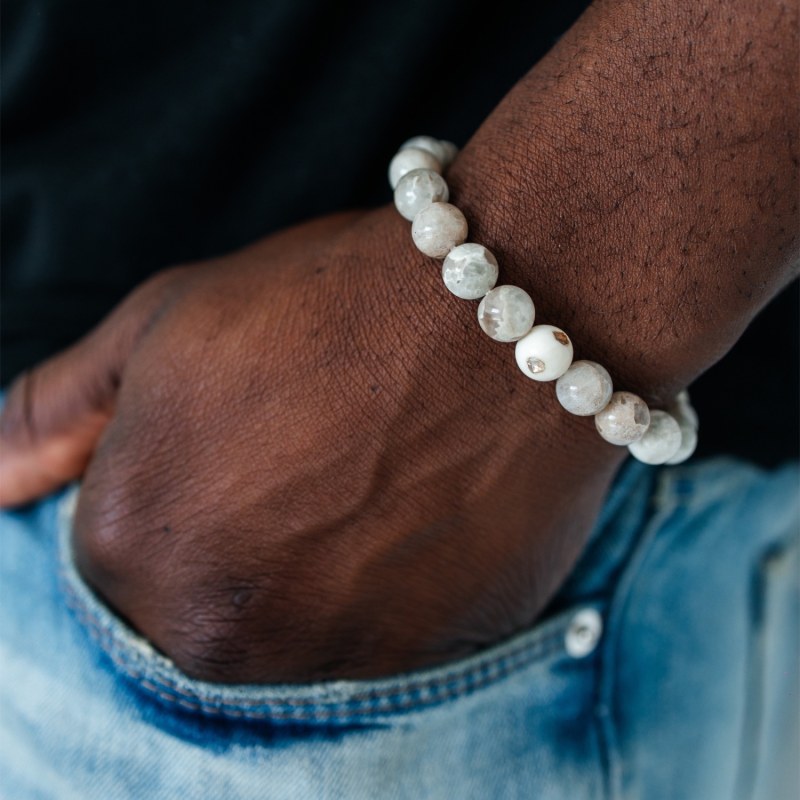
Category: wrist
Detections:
[
  {"x1": 352, "y1": 204, "x2": 626, "y2": 483},
  {"x1": 443, "y1": 148, "x2": 681, "y2": 407}
]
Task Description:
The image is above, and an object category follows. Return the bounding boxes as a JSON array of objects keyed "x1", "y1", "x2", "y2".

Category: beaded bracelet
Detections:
[{"x1": 389, "y1": 135, "x2": 698, "y2": 465}]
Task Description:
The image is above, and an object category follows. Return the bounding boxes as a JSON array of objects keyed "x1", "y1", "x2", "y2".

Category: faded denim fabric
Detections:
[{"x1": 0, "y1": 457, "x2": 797, "y2": 799}]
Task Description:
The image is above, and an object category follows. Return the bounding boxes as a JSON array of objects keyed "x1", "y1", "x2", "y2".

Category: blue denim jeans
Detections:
[{"x1": 1, "y1": 457, "x2": 797, "y2": 799}]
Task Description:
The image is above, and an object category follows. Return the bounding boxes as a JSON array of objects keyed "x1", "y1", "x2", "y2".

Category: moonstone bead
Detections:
[
  {"x1": 438, "y1": 140, "x2": 459, "y2": 167},
  {"x1": 441, "y1": 243, "x2": 499, "y2": 299},
  {"x1": 394, "y1": 169, "x2": 450, "y2": 221},
  {"x1": 411, "y1": 202, "x2": 468, "y2": 259},
  {"x1": 628, "y1": 409, "x2": 682, "y2": 464},
  {"x1": 665, "y1": 394, "x2": 699, "y2": 464},
  {"x1": 666, "y1": 417, "x2": 698, "y2": 464},
  {"x1": 476, "y1": 285, "x2": 535, "y2": 342},
  {"x1": 555, "y1": 360, "x2": 614, "y2": 415},
  {"x1": 388, "y1": 147, "x2": 441, "y2": 189},
  {"x1": 595, "y1": 391, "x2": 650, "y2": 445},
  {"x1": 514, "y1": 325, "x2": 574, "y2": 381},
  {"x1": 400, "y1": 136, "x2": 457, "y2": 168},
  {"x1": 673, "y1": 390, "x2": 699, "y2": 430}
]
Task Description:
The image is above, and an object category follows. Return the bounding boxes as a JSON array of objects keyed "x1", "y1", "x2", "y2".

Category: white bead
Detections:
[
  {"x1": 441, "y1": 243, "x2": 499, "y2": 300},
  {"x1": 477, "y1": 285, "x2": 535, "y2": 342},
  {"x1": 628, "y1": 410, "x2": 682, "y2": 464},
  {"x1": 439, "y1": 140, "x2": 459, "y2": 167},
  {"x1": 388, "y1": 148, "x2": 441, "y2": 189},
  {"x1": 595, "y1": 391, "x2": 650, "y2": 445},
  {"x1": 666, "y1": 418, "x2": 698, "y2": 464},
  {"x1": 400, "y1": 136, "x2": 456, "y2": 168},
  {"x1": 673, "y1": 390, "x2": 699, "y2": 431},
  {"x1": 411, "y1": 202, "x2": 468, "y2": 259},
  {"x1": 665, "y1": 397, "x2": 699, "y2": 464},
  {"x1": 394, "y1": 169, "x2": 450, "y2": 221},
  {"x1": 514, "y1": 325, "x2": 574, "y2": 381},
  {"x1": 555, "y1": 360, "x2": 614, "y2": 416}
]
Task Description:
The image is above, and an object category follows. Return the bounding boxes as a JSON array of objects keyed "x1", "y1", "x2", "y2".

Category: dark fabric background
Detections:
[{"x1": 2, "y1": 0, "x2": 797, "y2": 465}]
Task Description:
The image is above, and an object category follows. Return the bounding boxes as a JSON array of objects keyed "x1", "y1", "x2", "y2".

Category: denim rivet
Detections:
[{"x1": 565, "y1": 608, "x2": 603, "y2": 658}]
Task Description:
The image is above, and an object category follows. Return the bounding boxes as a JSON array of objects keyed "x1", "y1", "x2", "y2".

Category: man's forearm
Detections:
[{"x1": 449, "y1": 0, "x2": 798, "y2": 401}]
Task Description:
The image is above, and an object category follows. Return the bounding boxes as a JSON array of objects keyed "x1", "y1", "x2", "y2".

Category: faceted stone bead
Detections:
[
  {"x1": 476, "y1": 285, "x2": 535, "y2": 342},
  {"x1": 394, "y1": 169, "x2": 450, "y2": 221},
  {"x1": 555, "y1": 360, "x2": 614, "y2": 416},
  {"x1": 441, "y1": 243, "x2": 499, "y2": 300},
  {"x1": 388, "y1": 147, "x2": 441, "y2": 189},
  {"x1": 411, "y1": 202, "x2": 468, "y2": 259},
  {"x1": 400, "y1": 136, "x2": 457, "y2": 168},
  {"x1": 514, "y1": 325, "x2": 574, "y2": 381},
  {"x1": 628, "y1": 409, "x2": 682, "y2": 464},
  {"x1": 595, "y1": 391, "x2": 650, "y2": 445}
]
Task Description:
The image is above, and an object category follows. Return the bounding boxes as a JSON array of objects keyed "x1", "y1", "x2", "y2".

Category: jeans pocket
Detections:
[{"x1": 56, "y1": 487, "x2": 605, "y2": 728}]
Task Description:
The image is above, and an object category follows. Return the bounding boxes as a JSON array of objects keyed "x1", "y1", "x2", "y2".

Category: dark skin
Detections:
[{"x1": 0, "y1": 0, "x2": 797, "y2": 682}]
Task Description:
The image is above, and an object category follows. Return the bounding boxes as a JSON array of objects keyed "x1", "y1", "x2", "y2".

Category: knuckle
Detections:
[
  {"x1": 72, "y1": 478, "x2": 148, "y2": 586},
  {"x1": 129, "y1": 265, "x2": 191, "y2": 312},
  {"x1": 107, "y1": 265, "x2": 192, "y2": 353},
  {"x1": 164, "y1": 600, "x2": 257, "y2": 682},
  {"x1": 161, "y1": 570, "x2": 304, "y2": 682},
  {"x1": 135, "y1": 265, "x2": 186, "y2": 300}
]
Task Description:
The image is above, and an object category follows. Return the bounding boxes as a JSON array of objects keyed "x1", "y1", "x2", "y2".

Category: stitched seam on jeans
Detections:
[
  {"x1": 129, "y1": 638, "x2": 560, "y2": 720},
  {"x1": 58, "y1": 562, "x2": 564, "y2": 719},
  {"x1": 62, "y1": 573, "x2": 562, "y2": 718},
  {"x1": 56, "y1": 488, "x2": 571, "y2": 720}
]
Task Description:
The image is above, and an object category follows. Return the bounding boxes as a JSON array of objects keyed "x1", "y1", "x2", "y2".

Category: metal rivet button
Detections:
[{"x1": 565, "y1": 608, "x2": 603, "y2": 658}]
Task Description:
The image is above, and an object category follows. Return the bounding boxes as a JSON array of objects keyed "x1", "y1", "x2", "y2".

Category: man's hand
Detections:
[
  {"x1": 1, "y1": 0, "x2": 796, "y2": 683},
  {"x1": 0, "y1": 208, "x2": 625, "y2": 682}
]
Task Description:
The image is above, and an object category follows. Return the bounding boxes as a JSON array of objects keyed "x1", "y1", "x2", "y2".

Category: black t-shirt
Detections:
[{"x1": 2, "y1": 0, "x2": 797, "y2": 464}]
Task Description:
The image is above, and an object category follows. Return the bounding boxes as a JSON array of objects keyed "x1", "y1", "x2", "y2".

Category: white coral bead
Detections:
[{"x1": 514, "y1": 325, "x2": 574, "y2": 381}]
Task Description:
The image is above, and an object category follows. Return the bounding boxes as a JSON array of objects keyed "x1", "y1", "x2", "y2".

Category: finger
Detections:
[{"x1": 0, "y1": 271, "x2": 178, "y2": 507}]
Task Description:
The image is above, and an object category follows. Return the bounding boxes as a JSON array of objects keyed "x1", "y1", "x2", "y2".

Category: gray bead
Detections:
[
  {"x1": 556, "y1": 360, "x2": 614, "y2": 416},
  {"x1": 476, "y1": 285, "x2": 535, "y2": 342},
  {"x1": 394, "y1": 169, "x2": 449, "y2": 221},
  {"x1": 595, "y1": 391, "x2": 650, "y2": 445},
  {"x1": 411, "y1": 203, "x2": 468, "y2": 259},
  {"x1": 628, "y1": 409, "x2": 682, "y2": 464},
  {"x1": 442, "y1": 243, "x2": 499, "y2": 300},
  {"x1": 388, "y1": 147, "x2": 441, "y2": 189}
]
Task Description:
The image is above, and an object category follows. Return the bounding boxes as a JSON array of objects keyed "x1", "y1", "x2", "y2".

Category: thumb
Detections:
[{"x1": 0, "y1": 270, "x2": 179, "y2": 507}]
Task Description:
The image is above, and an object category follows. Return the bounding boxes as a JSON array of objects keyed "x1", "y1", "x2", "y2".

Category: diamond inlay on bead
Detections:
[
  {"x1": 553, "y1": 331, "x2": 570, "y2": 346},
  {"x1": 527, "y1": 357, "x2": 546, "y2": 374}
]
